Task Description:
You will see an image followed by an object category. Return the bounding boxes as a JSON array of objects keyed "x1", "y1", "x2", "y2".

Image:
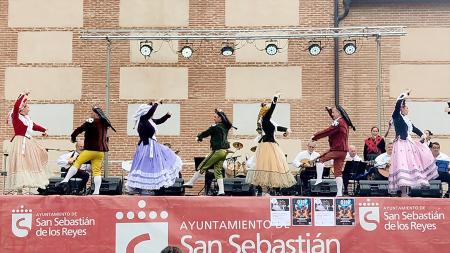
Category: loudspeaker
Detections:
[
  {"x1": 97, "y1": 177, "x2": 123, "y2": 195},
  {"x1": 409, "y1": 180, "x2": 442, "y2": 198},
  {"x1": 154, "y1": 178, "x2": 185, "y2": 196},
  {"x1": 279, "y1": 174, "x2": 301, "y2": 196},
  {"x1": 309, "y1": 179, "x2": 337, "y2": 196},
  {"x1": 224, "y1": 178, "x2": 254, "y2": 196},
  {"x1": 357, "y1": 180, "x2": 389, "y2": 196}
]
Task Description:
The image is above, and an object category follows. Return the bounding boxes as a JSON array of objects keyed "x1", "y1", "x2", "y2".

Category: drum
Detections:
[{"x1": 225, "y1": 160, "x2": 242, "y2": 178}]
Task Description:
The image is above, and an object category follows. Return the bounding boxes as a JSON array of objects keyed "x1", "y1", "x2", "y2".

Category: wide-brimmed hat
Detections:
[
  {"x1": 93, "y1": 106, "x2": 117, "y2": 132},
  {"x1": 337, "y1": 105, "x2": 355, "y2": 131}
]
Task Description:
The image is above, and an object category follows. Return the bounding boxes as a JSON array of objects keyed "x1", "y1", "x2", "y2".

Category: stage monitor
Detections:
[
  {"x1": 154, "y1": 178, "x2": 185, "y2": 196},
  {"x1": 357, "y1": 180, "x2": 389, "y2": 196},
  {"x1": 224, "y1": 178, "x2": 254, "y2": 196},
  {"x1": 309, "y1": 179, "x2": 337, "y2": 196},
  {"x1": 409, "y1": 180, "x2": 442, "y2": 198}
]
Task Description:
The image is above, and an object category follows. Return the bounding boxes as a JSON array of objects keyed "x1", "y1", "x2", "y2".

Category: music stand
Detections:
[{"x1": 343, "y1": 161, "x2": 367, "y2": 195}]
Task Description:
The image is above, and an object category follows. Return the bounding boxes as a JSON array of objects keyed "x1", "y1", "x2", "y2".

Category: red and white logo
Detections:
[
  {"x1": 115, "y1": 200, "x2": 168, "y2": 253},
  {"x1": 11, "y1": 205, "x2": 33, "y2": 238},
  {"x1": 358, "y1": 199, "x2": 380, "y2": 231}
]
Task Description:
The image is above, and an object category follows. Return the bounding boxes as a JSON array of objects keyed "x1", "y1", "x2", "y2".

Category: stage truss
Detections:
[
  {"x1": 80, "y1": 26, "x2": 406, "y2": 40},
  {"x1": 79, "y1": 26, "x2": 406, "y2": 176}
]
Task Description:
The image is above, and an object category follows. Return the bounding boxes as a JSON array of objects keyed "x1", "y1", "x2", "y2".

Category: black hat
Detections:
[
  {"x1": 337, "y1": 105, "x2": 356, "y2": 131},
  {"x1": 215, "y1": 109, "x2": 237, "y2": 130},
  {"x1": 92, "y1": 106, "x2": 117, "y2": 132}
]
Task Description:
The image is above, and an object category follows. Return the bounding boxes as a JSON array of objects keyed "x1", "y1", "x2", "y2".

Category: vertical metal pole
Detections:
[
  {"x1": 376, "y1": 35, "x2": 383, "y2": 133},
  {"x1": 104, "y1": 38, "x2": 111, "y2": 177}
]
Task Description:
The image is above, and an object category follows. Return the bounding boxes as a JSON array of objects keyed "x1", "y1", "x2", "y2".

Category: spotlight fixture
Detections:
[
  {"x1": 308, "y1": 42, "x2": 322, "y2": 56},
  {"x1": 265, "y1": 41, "x2": 279, "y2": 56},
  {"x1": 180, "y1": 46, "x2": 193, "y2": 58},
  {"x1": 343, "y1": 40, "x2": 357, "y2": 55},
  {"x1": 221, "y1": 45, "x2": 234, "y2": 56},
  {"x1": 140, "y1": 41, "x2": 153, "y2": 58}
]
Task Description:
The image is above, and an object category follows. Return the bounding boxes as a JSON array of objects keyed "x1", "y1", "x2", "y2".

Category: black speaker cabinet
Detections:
[
  {"x1": 97, "y1": 177, "x2": 123, "y2": 195},
  {"x1": 224, "y1": 178, "x2": 254, "y2": 196},
  {"x1": 357, "y1": 180, "x2": 389, "y2": 196},
  {"x1": 409, "y1": 180, "x2": 442, "y2": 198},
  {"x1": 154, "y1": 178, "x2": 185, "y2": 196},
  {"x1": 309, "y1": 179, "x2": 337, "y2": 196}
]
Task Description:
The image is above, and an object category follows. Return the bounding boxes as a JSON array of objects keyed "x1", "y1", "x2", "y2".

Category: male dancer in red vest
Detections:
[{"x1": 311, "y1": 106, "x2": 355, "y2": 196}]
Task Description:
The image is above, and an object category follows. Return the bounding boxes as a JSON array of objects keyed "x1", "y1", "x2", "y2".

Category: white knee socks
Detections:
[
  {"x1": 315, "y1": 162, "x2": 324, "y2": 185},
  {"x1": 93, "y1": 176, "x2": 102, "y2": 195},
  {"x1": 62, "y1": 167, "x2": 78, "y2": 183}
]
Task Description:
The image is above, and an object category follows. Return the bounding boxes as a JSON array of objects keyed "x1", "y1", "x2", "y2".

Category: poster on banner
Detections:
[
  {"x1": 314, "y1": 198, "x2": 335, "y2": 226},
  {"x1": 291, "y1": 198, "x2": 312, "y2": 226},
  {"x1": 335, "y1": 198, "x2": 355, "y2": 226},
  {"x1": 270, "y1": 198, "x2": 291, "y2": 227}
]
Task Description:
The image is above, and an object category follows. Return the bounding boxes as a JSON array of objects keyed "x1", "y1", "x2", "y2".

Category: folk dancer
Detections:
[
  {"x1": 311, "y1": 105, "x2": 356, "y2": 197},
  {"x1": 127, "y1": 101, "x2": 182, "y2": 193},
  {"x1": 389, "y1": 90, "x2": 438, "y2": 197},
  {"x1": 57, "y1": 106, "x2": 116, "y2": 195},
  {"x1": 183, "y1": 109, "x2": 235, "y2": 196},
  {"x1": 246, "y1": 93, "x2": 296, "y2": 193},
  {"x1": 7, "y1": 91, "x2": 50, "y2": 191}
]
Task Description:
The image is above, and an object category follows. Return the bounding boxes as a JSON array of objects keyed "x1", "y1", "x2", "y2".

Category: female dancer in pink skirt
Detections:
[{"x1": 390, "y1": 90, "x2": 438, "y2": 196}]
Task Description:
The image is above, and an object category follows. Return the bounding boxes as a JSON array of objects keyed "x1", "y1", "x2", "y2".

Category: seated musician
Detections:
[
  {"x1": 292, "y1": 141, "x2": 320, "y2": 170},
  {"x1": 366, "y1": 141, "x2": 393, "y2": 181},
  {"x1": 430, "y1": 142, "x2": 450, "y2": 187},
  {"x1": 343, "y1": 145, "x2": 363, "y2": 195},
  {"x1": 292, "y1": 141, "x2": 320, "y2": 189},
  {"x1": 56, "y1": 140, "x2": 91, "y2": 194}
]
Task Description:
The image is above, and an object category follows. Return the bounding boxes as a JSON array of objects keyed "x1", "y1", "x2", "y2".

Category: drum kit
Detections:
[{"x1": 224, "y1": 141, "x2": 248, "y2": 178}]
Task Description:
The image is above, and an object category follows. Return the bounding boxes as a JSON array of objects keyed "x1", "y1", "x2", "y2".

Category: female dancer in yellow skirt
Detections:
[{"x1": 246, "y1": 93, "x2": 296, "y2": 193}]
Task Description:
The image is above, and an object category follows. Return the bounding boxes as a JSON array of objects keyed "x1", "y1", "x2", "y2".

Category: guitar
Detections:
[{"x1": 377, "y1": 164, "x2": 390, "y2": 178}]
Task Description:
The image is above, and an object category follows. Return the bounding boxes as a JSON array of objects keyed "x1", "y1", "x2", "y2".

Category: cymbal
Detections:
[{"x1": 232, "y1": 142, "x2": 243, "y2": 149}]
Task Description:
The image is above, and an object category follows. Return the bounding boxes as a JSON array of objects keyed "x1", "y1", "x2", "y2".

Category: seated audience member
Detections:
[
  {"x1": 56, "y1": 140, "x2": 91, "y2": 194},
  {"x1": 161, "y1": 246, "x2": 183, "y2": 253}
]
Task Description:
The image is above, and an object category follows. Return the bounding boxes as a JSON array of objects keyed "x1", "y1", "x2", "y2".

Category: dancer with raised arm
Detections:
[
  {"x1": 389, "y1": 90, "x2": 438, "y2": 197},
  {"x1": 183, "y1": 108, "x2": 234, "y2": 196},
  {"x1": 57, "y1": 106, "x2": 115, "y2": 195},
  {"x1": 246, "y1": 93, "x2": 296, "y2": 195},
  {"x1": 126, "y1": 100, "x2": 182, "y2": 194},
  {"x1": 311, "y1": 105, "x2": 355, "y2": 197},
  {"x1": 7, "y1": 91, "x2": 50, "y2": 192}
]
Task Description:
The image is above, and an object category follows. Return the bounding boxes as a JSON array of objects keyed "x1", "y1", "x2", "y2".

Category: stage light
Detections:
[
  {"x1": 180, "y1": 46, "x2": 193, "y2": 59},
  {"x1": 343, "y1": 40, "x2": 357, "y2": 55},
  {"x1": 308, "y1": 42, "x2": 322, "y2": 56},
  {"x1": 140, "y1": 41, "x2": 153, "y2": 58},
  {"x1": 265, "y1": 42, "x2": 279, "y2": 56},
  {"x1": 221, "y1": 45, "x2": 234, "y2": 56}
]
